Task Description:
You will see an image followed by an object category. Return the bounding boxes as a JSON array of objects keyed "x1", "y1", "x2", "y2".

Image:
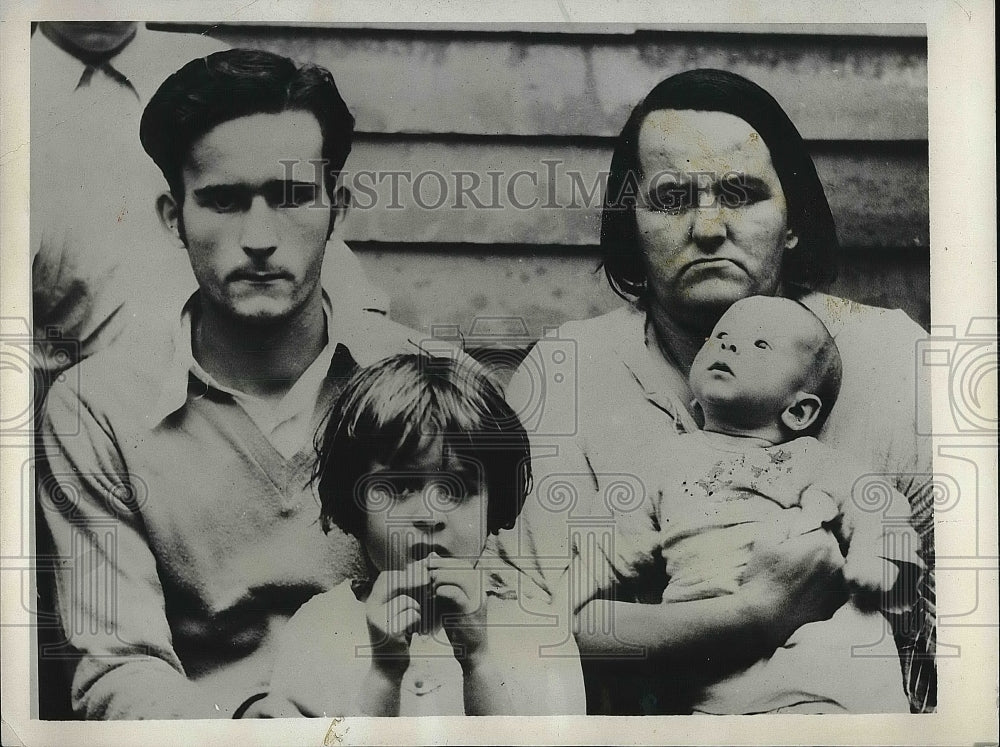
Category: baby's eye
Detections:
[
  {"x1": 754, "y1": 340, "x2": 771, "y2": 350},
  {"x1": 716, "y1": 332, "x2": 728, "y2": 340}
]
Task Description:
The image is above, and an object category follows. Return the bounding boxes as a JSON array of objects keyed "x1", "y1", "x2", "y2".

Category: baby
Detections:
[
  {"x1": 255, "y1": 353, "x2": 584, "y2": 717},
  {"x1": 575, "y1": 296, "x2": 923, "y2": 713}
]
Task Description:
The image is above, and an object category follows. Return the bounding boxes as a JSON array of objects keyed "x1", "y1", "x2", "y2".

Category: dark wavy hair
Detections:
[
  {"x1": 140, "y1": 48, "x2": 354, "y2": 204},
  {"x1": 314, "y1": 353, "x2": 532, "y2": 542},
  {"x1": 601, "y1": 68, "x2": 839, "y2": 302}
]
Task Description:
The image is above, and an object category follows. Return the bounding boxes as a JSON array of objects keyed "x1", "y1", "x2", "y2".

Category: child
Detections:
[
  {"x1": 573, "y1": 296, "x2": 924, "y2": 714},
  {"x1": 254, "y1": 353, "x2": 585, "y2": 717}
]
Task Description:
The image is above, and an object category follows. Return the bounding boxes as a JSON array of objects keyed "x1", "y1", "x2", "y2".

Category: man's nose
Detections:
[{"x1": 240, "y1": 195, "x2": 279, "y2": 258}]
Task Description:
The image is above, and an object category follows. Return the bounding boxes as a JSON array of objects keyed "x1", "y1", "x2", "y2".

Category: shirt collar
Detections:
[
  {"x1": 32, "y1": 24, "x2": 146, "y2": 98},
  {"x1": 614, "y1": 304, "x2": 698, "y2": 434},
  {"x1": 148, "y1": 289, "x2": 377, "y2": 426}
]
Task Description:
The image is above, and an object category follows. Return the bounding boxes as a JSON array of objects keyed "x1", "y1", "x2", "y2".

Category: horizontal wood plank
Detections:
[
  {"x1": 336, "y1": 141, "x2": 928, "y2": 248},
  {"x1": 193, "y1": 28, "x2": 926, "y2": 140},
  {"x1": 352, "y1": 244, "x2": 929, "y2": 342},
  {"x1": 157, "y1": 23, "x2": 927, "y2": 38}
]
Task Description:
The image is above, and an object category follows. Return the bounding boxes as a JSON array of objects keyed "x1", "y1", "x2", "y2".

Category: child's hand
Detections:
[
  {"x1": 428, "y1": 552, "x2": 489, "y2": 664},
  {"x1": 365, "y1": 562, "x2": 430, "y2": 676}
]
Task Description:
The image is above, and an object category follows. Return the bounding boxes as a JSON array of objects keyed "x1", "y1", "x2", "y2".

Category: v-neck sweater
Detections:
[{"x1": 39, "y1": 311, "x2": 419, "y2": 719}]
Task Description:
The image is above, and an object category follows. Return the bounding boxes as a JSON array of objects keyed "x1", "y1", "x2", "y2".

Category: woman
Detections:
[{"x1": 494, "y1": 69, "x2": 934, "y2": 714}]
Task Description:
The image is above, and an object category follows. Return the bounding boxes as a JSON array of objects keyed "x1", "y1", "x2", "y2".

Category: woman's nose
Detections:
[{"x1": 690, "y1": 201, "x2": 726, "y2": 251}]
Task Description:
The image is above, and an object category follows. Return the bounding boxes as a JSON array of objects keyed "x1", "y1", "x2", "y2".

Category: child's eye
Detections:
[
  {"x1": 716, "y1": 332, "x2": 728, "y2": 340},
  {"x1": 424, "y1": 480, "x2": 468, "y2": 511},
  {"x1": 754, "y1": 340, "x2": 771, "y2": 350}
]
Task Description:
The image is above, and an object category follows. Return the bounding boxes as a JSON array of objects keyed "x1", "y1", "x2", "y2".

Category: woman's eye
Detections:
[
  {"x1": 754, "y1": 340, "x2": 771, "y2": 350},
  {"x1": 649, "y1": 186, "x2": 692, "y2": 214},
  {"x1": 717, "y1": 177, "x2": 770, "y2": 209}
]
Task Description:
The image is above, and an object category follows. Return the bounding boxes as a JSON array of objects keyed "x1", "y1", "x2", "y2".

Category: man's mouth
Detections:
[{"x1": 230, "y1": 270, "x2": 291, "y2": 283}]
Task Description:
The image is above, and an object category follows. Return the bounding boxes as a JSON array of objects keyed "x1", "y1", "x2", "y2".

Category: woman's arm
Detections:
[{"x1": 574, "y1": 529, "x2": 848, "y2": 662}]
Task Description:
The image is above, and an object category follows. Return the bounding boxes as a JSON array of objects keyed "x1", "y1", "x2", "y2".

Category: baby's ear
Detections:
[{"x1": 781, "y1": 393, "x2": 822, "y2": 433}]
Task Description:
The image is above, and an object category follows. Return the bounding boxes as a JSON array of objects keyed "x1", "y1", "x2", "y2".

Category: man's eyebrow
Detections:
[
  {"x1": 192, "y1": 183, "x2": 248, "y2": 197},
  {"x1": 191, "y1": 180, "x2": 321, "y2": 198}
]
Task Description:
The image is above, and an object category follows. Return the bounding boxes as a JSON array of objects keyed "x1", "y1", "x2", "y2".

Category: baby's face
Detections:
[{"x1": 690, "y1": 296, "x2": 822, "y2": 422}]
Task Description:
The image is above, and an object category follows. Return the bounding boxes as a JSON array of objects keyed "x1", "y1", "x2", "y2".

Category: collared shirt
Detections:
[
  {"x1": 30, "y1": 26, "x2": 389, "y2": 379},
  {"x1": 495, "y1": 293, "x2": 936, "y2": 714},
  {"x1": 30, "y1": 26, "x2": 228, "y2": 376},
  {"x1": 152, "y1": 293, "x2": 339, "y2": 459},
  {"x1": 39, "y1": 291, "x2": 422, "y2": 718}
]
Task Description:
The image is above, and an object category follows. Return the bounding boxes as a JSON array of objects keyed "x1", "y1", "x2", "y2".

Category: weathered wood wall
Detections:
[{"x1": 156, "y1": 23, "x2": 930, "y2": 335}]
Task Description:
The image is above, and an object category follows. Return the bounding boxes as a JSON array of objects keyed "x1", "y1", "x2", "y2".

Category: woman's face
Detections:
[{"x1": 634, "y1": 109, "x2": 795, "y2": 330}]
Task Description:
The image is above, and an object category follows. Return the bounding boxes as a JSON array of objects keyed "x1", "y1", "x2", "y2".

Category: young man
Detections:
[
  {"x1": 38, "y1": 49, "x2": 417, "y2": 720},
  {"x1": 31, "y1": 23, "x2": 384, "y2": 396}
]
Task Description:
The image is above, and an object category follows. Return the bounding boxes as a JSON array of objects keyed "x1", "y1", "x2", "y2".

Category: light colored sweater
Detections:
[{"x1": 39, "y1": 307, "x2": 419, "y2": 719}]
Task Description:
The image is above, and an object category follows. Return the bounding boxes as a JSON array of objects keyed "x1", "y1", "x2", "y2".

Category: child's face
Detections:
[
  {"x1": 361, "y1": 438, "x2": 489, "y2": 572},
  {"x1": 689, "y1": 296, "x2": 821, "y2": 424}
]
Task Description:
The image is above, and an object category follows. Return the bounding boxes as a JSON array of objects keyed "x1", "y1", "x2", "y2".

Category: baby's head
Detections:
[
  {"x1": 315, "y1": 353, "x2": 531, "y2": 572},
  {"x1": 689, "y1": 296, "x2": 842, "y2": 442}
]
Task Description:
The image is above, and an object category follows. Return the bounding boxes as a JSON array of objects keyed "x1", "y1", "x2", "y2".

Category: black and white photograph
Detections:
[{"x1": 0, "y1": 2, "x2": 995, "y2": 745}]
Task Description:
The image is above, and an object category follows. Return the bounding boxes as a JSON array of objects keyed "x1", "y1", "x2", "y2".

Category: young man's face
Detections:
[
  {"x1": 168, "y1": 110, "x2": 334, "y2": 325},
  {"x1": 689, "y1": 296, "x2": 820, "y2": 426}
]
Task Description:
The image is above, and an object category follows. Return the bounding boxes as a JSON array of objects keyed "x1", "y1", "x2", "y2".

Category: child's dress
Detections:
[
  {"x1": 575, "y1": 430, "x2": 924, "y2": 713},
  {"x1": 257, "y1": 576, "x2": 586, "y2": 716}
]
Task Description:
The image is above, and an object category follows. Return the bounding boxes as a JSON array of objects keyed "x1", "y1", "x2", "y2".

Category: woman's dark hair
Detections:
[
  {"x1": 601, "y1": 68, "x2": 839, "y2": 301},
  {"x1": 140, "y1": 48, "x2": 354, "y2": 204},
  {"x1": 314, "y1": 353, "x2": 532, "y2": 541}
]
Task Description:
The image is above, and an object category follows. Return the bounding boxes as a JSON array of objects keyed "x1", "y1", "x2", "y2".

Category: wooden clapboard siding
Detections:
[
  {"x1": 353, "y1": 244, "x2": 931, "y2": 339},
  {"x1": 154, "y1": 23, "x2": 930, "y2": 333},
  {"x1": 338, "y1": 140, "x2": 927, "y2": 249},
  {"x1": 185, "y1": 25, "x2": 928, "y2": 141}
]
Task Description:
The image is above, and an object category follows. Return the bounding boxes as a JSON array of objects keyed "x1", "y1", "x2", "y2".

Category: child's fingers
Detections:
[
  {"x1": 389, "y1": 606, "x2": 422, "y2": 639},
  {"x1": 430, "y1": 566, "x2": 482, "y2": 596},
  {"x1": 375, "y1": 564, "x2": 431, "y2": 602},
  {"x1": 434, "y1": 584, "x2": 479, "y2": 618},
  {"x1": 426, "y1": 552, "x2": 476, "y2": 571}
]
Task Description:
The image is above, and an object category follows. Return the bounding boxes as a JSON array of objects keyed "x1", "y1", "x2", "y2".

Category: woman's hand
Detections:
[
  {"x1": 428, "y1": 552, "x2": 489, "y2": 665},
  {"x1": 365, "y1": 563, "x2": 429, "y2": 677},
  {"x1": 740, "y1": 528, "x2": 849, "y2": 649}
]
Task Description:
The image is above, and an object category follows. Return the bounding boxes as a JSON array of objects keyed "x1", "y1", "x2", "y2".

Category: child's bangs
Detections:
[{"x1": 348, "y1": 364, "x2": 488, "y2": 469}]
